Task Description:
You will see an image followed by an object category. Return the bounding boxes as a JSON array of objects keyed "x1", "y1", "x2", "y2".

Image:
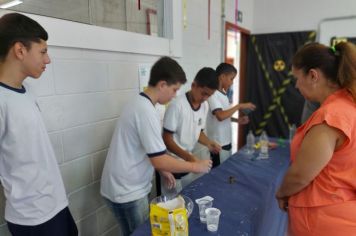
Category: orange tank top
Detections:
[{"x1": 289, "y1": 89, "x2": 356, "y2": 207}]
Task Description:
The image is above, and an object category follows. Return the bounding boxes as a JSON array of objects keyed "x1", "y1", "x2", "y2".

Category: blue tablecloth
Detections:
[{"x1": 133, "y1": 141, "x2": 290, "y2": 236}]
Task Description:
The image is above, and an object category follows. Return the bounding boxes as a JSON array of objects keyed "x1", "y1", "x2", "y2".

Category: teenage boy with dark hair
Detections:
[
  {"x1": 162, "y1": 67, "x2": 221, "y2": 194},
  {"x1": 206, "y1": 63, "x2": 256, "y2": 167},
  {"x1": 0, "y1": 13, "x2": 78, "y2": 236},
  {"x1": 100, "y1": 57, "x2": 212, "y2": 236}
]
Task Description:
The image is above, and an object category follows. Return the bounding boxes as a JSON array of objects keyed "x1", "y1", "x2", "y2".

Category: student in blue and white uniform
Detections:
[
  {"x1": 0, "y1": 13, "x2": 77, "y2": 236},
  {"x1": 162, "y1": 67, "x2": 221, "y2": 193},
  {"x1": 206, "y1": 63, "x2": 256, "y2": 167},
  {"x1": 100, "y1": 57, "x2": 212, "y2": 236}
]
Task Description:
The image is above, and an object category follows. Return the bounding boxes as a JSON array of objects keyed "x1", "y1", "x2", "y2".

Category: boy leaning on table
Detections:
[
  {"x1": 161, "y1": 67, "x2": 222, "y2": 195},
  {"x1": 100, "y1": 57, "x2": 212, "y2": 236}
]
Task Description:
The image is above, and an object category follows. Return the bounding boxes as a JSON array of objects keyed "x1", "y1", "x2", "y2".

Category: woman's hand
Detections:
[{"x1": 275, "y1": 189, "x2": 289, "y2": 212}]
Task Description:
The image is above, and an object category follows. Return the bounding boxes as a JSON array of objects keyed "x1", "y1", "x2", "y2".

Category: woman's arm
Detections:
[{"x1": 276, "y1": 122, "x2": 346, "y2": 199}]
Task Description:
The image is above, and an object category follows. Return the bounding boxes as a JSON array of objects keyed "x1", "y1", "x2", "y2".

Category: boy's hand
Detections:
[
  {"x1": 160, "y1": 171, "x2": 176, "y2": 189},
  {"x1": 237, "y1": 116, "x2": 249, "y2": 125},
  {"x1": 207, "y1": 141, "x2": 221, "y2": 154},
  {"x1": 192, "y1": 160, "x2": 212, "y2": 173},
  {"x1": 239, "y1": 102, "x2": 256, "y2": 111}
]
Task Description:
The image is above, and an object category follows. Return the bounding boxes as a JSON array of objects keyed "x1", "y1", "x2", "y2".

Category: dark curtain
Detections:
[{"x1": 245, "y1": 31, "x2": 316, "y2": 138}]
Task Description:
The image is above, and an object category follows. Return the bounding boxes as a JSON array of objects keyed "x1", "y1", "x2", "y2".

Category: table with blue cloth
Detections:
[{"x1": 132, "y1": 140, "x2": 290, "y2": 236}]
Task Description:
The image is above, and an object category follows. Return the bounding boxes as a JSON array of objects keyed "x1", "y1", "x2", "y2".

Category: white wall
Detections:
[
  {"x1": 252, "y1": 0, "x2": 356, "y2": 34},
  {"x1": 319, "y1": 16, "x2": 356, "y2": 45},
  {"x1": 179, "y1": 0, "x2": 254, "y2": 90},
  {"x1": 225, "y1": 0, "x2": 255, "y2": 31}
]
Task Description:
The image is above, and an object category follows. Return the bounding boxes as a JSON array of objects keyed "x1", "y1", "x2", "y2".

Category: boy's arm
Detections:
[
  {"x1": 198, "y1": 131, "x2": 221, "y2": 153},
  {"x1": 214, "y1": 102, "x2": 255, "y2": 121},
  {"x1": 231, "y1": 116, "x2": 249, "y2": 124},
  {"x1": 150, "y1": 154, "x2": 212, "y2": 173},
  {"x1": 163, "y1": 130, "x2": 198, "y2": 162}
]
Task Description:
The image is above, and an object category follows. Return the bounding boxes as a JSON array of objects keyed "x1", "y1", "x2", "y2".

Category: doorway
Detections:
[{"x1": 224, "y1": 22, "x2": 250, "y2": 152}]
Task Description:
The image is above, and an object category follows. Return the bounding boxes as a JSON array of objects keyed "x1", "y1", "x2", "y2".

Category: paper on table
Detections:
[
  {"x1": 195, "y1": 196, "x2": 214, "y2": 203},
  {"x1": 157, "y1": 195, "x2": 185, "y2": 211}
]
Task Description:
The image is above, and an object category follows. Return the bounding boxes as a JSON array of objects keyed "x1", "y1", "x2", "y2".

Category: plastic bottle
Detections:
[
  {"x1": 289, "y1": 124, "x2": 296, "y2": 143},
  {"x1": 246, "y1": 130, "x2": 255, "y2": 154},
  {"x1": 258, "y1": 131, "x2": 269, "y2": 159}
]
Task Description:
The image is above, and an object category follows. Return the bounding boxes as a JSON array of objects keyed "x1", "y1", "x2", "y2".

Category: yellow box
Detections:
[{"x1": 150, "y1": 199, "x2": 189, "y2": 236}]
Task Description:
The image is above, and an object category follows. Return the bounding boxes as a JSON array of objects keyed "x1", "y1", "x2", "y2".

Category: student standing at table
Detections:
[
  {"x1": 206, "y1": 63, "x2": 256, "y2": 167},
  {"x1": 161, "y1": 67, "x2": 221, "y2": 194},
  {"x1": 100, "y1": 57, "x2": 212, "y2": 236},
  {"x1": 0, "y1": 13, "x2": 78, "y2": 236},
  {"x1": 276, "y1": 42, "x2": 356, "y2": 235}
]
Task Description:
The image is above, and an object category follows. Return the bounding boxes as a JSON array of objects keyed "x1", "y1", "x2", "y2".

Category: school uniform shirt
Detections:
[
  {"x1": 163, "y1": 92, "x2": 208, "y2": 154},
  {"x1": 0, "y1": 83, "x2": 68, "y2": 226},
  {"x1": 206, "y1": 90, "x2": 232, "y2": 147},
  {"x1": 100, "y1": 93, "x2": 166, "y2": 203}
]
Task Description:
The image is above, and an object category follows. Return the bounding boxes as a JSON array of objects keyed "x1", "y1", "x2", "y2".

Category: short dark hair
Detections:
[
  {"x1": 194, "y1": 67, "x2": 219, "y2": 90},
  {"x1": 216, "y1": 63, "x2": 237, "y2": 77},
  {"x1": 149, "y1": 57, "x2": 187, "y2": 86},
  {"x1": 0, "y1": 13, "x2": 48, "y2": 61}
]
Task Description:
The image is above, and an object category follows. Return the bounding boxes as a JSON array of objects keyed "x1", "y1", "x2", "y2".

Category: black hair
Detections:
[
  {"x1": 215, "y1": 63, "x2": 237, "y2": 77},
  {"x1": 0, "y1": 13, "x2": 48, "y2": 61},
  {"x1": 149, "y1": 56, "x2": 187, "y2": 86},
  {"x1": 194, "y1": 67, "x2": 219, "y2": 90}
]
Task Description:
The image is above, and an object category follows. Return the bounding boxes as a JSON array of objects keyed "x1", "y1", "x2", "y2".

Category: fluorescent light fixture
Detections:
[{"x1": 0, "y1": 0, "x2": 23, "y2": 9}]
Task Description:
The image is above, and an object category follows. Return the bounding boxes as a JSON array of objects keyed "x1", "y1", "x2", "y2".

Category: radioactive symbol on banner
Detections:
[
  {"x1": 251, "y1": 31, "x2": 316, "y2": 135},
  {"x1": 273, "y1": 60, "x2": 286, "y2": 71}
]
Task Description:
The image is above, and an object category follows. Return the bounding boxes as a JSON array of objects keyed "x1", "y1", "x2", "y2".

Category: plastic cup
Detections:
[
  {"x1": 205, "y1": 208, "x2": 221, "y2": 232},
  {"x1": 196, "y1": 199, "x2": 213, "y2": 223}
]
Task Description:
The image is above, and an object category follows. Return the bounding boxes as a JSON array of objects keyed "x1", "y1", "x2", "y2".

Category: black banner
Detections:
[{"x1": 245, "y1": 31, "x2": 316, "y2": 138}]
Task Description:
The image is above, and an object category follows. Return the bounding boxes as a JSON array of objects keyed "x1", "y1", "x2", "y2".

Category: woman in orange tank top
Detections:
[{"x1": 276, "y1": 42, "x2": 356, "y2": 236}]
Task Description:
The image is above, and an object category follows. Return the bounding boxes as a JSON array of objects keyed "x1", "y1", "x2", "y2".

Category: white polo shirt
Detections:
[
  {"x1": 0, "y1": 83, "x2": 68, "y2": 226},
  {"x1": 206, "y1": 90, "x2": 232, "y2": 147},
  {"x1": 163, "y1": 93, "x2": 208, "y2": 153},
  {"x1": 100, "y1": 93, "x2": 166, "y2": 203}
]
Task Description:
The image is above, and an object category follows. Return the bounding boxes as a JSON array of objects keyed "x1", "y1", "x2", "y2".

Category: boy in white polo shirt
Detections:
[
  {"x1": 0, "y1": 13, "x2": 77, "y2": 236},
  {"x1": 100, "y1": 57, "x2": 212, "y2": 236},
  {"x1": 162, "y1": 67, "x2": 221, "y2": 194},
  {"x1": 206, "y1": 63, "x2": 256, "y2": 167}
]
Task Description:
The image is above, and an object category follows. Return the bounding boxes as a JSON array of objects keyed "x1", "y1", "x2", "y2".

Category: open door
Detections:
[{"x1": 224, "y1": 22, "x2": 250, "y2": 151}]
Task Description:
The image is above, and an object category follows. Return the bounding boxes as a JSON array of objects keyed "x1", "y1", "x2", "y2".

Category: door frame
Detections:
[{"x1": 224, "y1": 22, "x2": 250, "y2": 149}]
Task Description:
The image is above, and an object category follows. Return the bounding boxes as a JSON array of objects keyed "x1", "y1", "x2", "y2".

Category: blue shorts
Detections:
[{"x1": 7, "y1": 207, "x2": 78, "y2": 236}]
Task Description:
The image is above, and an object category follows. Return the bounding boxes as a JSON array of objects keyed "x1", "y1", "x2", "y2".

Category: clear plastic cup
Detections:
[
  {"x1": 196, "y1": 199, "x2": 213, "y2": 223},
  {"x1": 205, "y1": 208, "x2": 221, "y2": 232}
]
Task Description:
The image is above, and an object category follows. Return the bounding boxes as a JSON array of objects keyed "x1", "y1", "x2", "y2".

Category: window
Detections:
[
  {"x1": 1, "y1": 0, "x2": 182, "y2": 56},
  {"x1": 8, "y1": 0, "x2": 164, "y2": 38}
]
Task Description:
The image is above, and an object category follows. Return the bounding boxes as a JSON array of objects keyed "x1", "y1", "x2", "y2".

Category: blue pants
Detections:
[
  {"x1": 7, "y1": 207, "x2": 77, "y2": 236},
  {"x1": 105, "y1": 196, "x2": 149, "y2": 236}
]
